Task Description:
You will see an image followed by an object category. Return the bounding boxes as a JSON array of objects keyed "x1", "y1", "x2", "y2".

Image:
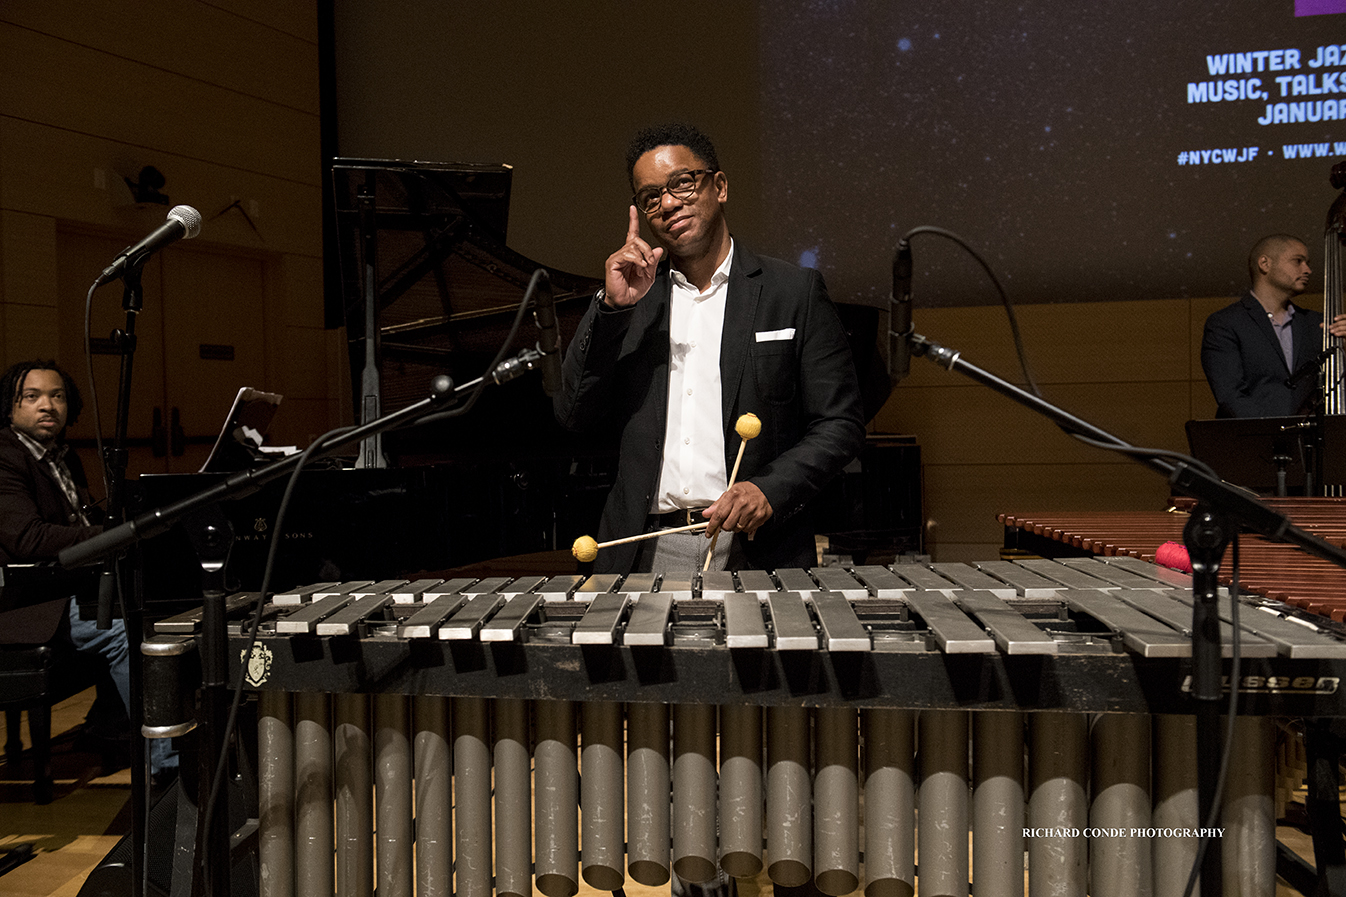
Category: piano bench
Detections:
[{"x1": 0, "y1": 644, "x2": 99, "y2": 805}]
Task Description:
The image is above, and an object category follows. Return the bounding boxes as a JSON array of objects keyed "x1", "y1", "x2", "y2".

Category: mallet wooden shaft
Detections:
[
  {"x1": 703, "y1": 439, "x2": 749, "y2": 571},
  {"x1": 598, "y1": 520, "x2": 707, "y2": 550},
  {"x1": 703, "y1": 414, "x2": 762, "y2": 571}
]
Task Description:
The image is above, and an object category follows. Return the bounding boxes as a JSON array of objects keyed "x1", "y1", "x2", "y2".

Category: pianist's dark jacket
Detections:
[{"x1": 0, "y1": 426, "x2": 101, "y2": 643}]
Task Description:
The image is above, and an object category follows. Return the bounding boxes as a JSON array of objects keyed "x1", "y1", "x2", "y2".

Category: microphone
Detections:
[
  {"x1": 1285, "y1": 346, "x2": 1336, "y2": 389},
  {"x1": 531, "y1": 269, "x2": 563, "y2": 396},
  {"x1": 96, "y1": 204, "x2": 202, "y2": 286},
  {"x1": 888, "y1": 239, "x2": 913, "y2": 382}
]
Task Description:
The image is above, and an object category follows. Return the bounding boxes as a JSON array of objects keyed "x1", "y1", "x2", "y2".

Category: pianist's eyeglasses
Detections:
[{"x1": 633, "y1": 169, "x2": 716, "y2": 215}]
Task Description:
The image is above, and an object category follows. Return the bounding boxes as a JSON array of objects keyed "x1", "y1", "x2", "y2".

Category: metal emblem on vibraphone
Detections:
[{"x1": 148, "y1": 556, "x2": 1346, "y2": 897}]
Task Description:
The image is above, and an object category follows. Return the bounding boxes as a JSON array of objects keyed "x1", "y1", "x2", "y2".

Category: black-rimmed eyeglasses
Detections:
[{"x1": 632, "y1": 169, "x2": 716, "y2": 215}]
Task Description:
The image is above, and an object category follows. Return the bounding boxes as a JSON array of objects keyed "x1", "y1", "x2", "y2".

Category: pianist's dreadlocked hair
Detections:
[
  {"x1": 625, "y1": 123, "x2": 721, "y2": 189},
  {"x1": 0, "y1": 360, "x2": 83, "y2": 428}
]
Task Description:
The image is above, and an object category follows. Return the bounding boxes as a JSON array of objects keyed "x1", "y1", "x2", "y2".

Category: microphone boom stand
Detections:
[{"x1": 101, "y1": 263, "x2": 153, "y2": 897}]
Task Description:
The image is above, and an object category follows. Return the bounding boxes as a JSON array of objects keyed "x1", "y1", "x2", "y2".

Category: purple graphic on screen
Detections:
[{"x1": 1296, "y1": 0, "x2": 1346, "y2": 16}]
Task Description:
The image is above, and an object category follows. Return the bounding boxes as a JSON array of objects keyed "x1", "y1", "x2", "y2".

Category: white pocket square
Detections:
[{"x1": 755, "y1": 328, "x2": 796, "y2": 342}]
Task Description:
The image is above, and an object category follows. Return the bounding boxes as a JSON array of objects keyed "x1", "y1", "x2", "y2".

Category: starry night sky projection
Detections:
[{"x1": 758, "y1": 3, "x2": 1346, "y2": 307}]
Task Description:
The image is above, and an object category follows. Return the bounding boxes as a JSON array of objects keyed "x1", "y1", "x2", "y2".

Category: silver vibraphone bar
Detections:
[{"x1": 148, "y1": 556, "x2": 1346, "y2": 897}]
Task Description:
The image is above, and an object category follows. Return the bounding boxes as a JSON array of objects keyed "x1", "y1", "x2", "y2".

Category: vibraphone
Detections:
[{"x1": 147, "y1": 557, "x2": 1346, "y2": 897}]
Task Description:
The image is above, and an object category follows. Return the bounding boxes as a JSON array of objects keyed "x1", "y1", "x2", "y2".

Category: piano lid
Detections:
[{"x1": 330, "y1": 158, "x2": 601, "y2": 415}]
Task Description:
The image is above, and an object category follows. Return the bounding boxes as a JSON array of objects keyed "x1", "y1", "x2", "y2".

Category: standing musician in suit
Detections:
[
  {"x1": 0, "y1": 359, "x2": 174, "y2": 776},
  {"x1": 555, "y1": 123, "x2": 866, "y2": 573},
  {"x1": 1201, "y1": 234, "x2": 1346, "y2": 417}
]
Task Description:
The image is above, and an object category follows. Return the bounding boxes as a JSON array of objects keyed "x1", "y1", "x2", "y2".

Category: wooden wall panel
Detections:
[
  {"x1": 0, "y1": 210, "x2": 58, "y2": 308},
  {"x1": 1010, "y1": 300, "x2": 1192, "y2": 384},
  {"x1": 276, "y1": 326, "x2": 337, "y2": 408},
  {"x1": 3, "y1": 1, "x2": 319, "y2": 111},
  {"x1": 0, "y1": 120, "x2": 322, "y2": 259},
  {"x1": 2, "y1": 302, "x2": 61, "y2": 367},
  {"x1": 921, "y1": 461, "x2": 1172, "y2": 562},
  {"x1": 267, "y1": 253, "x2": 324, "y2": 329},
  {"x1": 161, "y1": 245, "x2": 269, "y2": 433},
  {"x1": 886, "y1": 379, "x2": 1197, "y2": 466},
  {"x1": 203, "y1": 0, "x2": 320, "y2": 43},
  {"x1": 258, "y1": 251, "x2": 342, "y2": 448},
  {"x1": 893, "y1": 298, "x2": 1193, "y2": 390},
  {"x1": 0, "y1": 23, "x2": 319, "y2": 186}
]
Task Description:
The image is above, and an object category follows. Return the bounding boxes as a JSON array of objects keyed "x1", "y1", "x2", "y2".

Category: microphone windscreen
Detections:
[{"x1": 168, "y1": 205, "x2": 203, "y2": 239}]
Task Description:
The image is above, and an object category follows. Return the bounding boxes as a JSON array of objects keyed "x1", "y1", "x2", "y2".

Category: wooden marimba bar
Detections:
[{"x1": 1000, "y1": 498, "x2": 1346, "y2": 621}]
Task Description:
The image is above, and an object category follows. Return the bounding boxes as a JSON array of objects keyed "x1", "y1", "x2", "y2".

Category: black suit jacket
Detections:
[
  {"x1": 0, "y1": 427, "x2": 101, "y2": 643},
  {"x1": 1200, "y1": 291, "x2": 1324, "y2": 418},
  {"x1": 554, "y1": 242, "x2": 866, "y2": 573}
]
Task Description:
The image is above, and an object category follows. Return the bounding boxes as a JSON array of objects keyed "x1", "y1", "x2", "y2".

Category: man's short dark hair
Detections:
[
  {"x1": 625, "y1": 123, "x2": 721, "y2": 188},
  {"x1": 1248, "y1": 233, "x2": 1307, "y2": 283},
  {"x1": 1, "y1": 360, "x2": 83, "y2": 428}
]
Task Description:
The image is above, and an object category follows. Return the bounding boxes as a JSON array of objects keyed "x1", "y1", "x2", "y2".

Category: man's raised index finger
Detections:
[{"x1": 626, "y1": 205, "x2": 641, "y2": 242}]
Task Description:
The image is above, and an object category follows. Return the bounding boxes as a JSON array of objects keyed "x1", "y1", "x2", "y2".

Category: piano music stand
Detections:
[
  {"x1": 1185, "y1": 416, "x2": 1312, "y2": 496},
  {"x1": 1187, "y1": 415, "x2": 1346, "y2": 496},
  {"x1": 198, "y1": 386, "x2": 283, "y2": 473},
  {"x1": 1320, "y1": 415, "x2": 1346, "y2": 488}
]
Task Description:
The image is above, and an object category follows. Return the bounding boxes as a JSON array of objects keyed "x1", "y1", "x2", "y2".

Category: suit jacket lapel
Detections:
[
  {"x1": 1241, "y1": 292, "x2": 1290, "y2": 373},
  {"x1": 641, "y1": 266, "x2": 674, "y2": 432},
  {"x1": 12, "y1": 433, "x2": 63, "y2": 502},
  {"x1": 720, "y1": 243, "x2": 762, "y2": 427},
  {"x1": 1289, "y1": 301, "x2": 1320, "y2": 374}
]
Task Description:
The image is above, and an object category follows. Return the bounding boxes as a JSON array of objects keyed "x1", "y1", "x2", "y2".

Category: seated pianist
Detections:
[
  {"x1": 554, "y1": 123, "x2": 866, "y2": 574},
  {"x1": 0, "y1": 359, "x2": 174, "y2": 778}
]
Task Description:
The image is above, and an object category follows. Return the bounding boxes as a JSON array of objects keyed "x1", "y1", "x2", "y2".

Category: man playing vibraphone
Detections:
[{"x1": 554, "y1": 123, "x2": 865, "y2": 573}]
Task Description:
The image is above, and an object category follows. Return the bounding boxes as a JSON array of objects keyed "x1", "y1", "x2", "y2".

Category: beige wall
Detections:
[{"x1": 0, "y1": 1, "x2": 344, "y2": 485}]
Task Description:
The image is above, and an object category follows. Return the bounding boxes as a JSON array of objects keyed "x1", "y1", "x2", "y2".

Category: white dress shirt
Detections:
[{"x1": 652, "y1": 241, "x2": 734, "y2": 512}]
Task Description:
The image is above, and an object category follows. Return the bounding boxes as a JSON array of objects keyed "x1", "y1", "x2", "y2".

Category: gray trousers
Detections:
[{"x1": 631, "y1": 525, "x2": 745, "y2": 573}]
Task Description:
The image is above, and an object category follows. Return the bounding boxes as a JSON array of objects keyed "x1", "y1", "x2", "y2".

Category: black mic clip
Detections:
[
  {"x1": 492, "y1": 348, "x2": 544, "y2": 385},
  {"x1": 887, "y1": 239, "x2": 914, "y2": 382},
  {"x1": 1284, "y1": 346, "x2": 1337, "y2": 389},
  {"x1": 528, "y1": 269, "x2": 563, "y2": 396}
]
